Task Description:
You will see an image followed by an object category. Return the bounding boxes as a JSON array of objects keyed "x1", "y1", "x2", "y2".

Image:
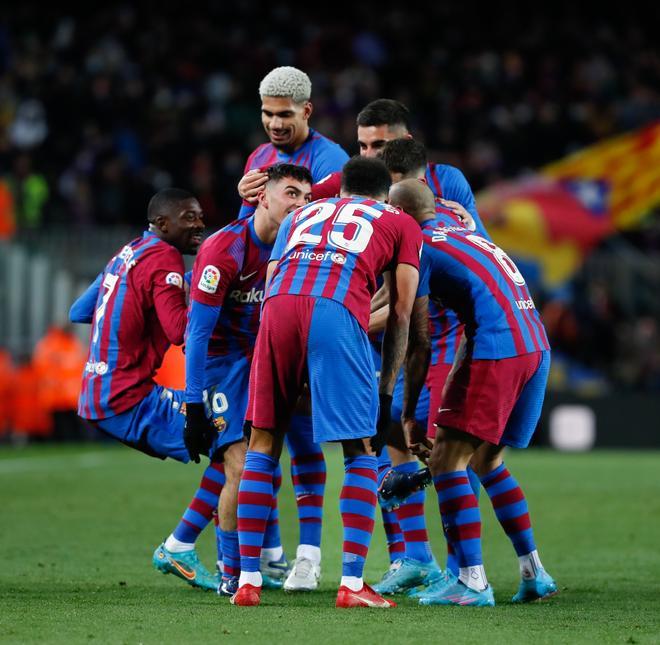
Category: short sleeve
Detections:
[
  {"x1": 190, "y1": 234, "x2": 241, "y2": 307},
  {"x1": 311, "y1": 171, "x2": 342, "y2": 200},
  {"x1": 395, "y1": 215, "x2": 423, "y2": 271}
]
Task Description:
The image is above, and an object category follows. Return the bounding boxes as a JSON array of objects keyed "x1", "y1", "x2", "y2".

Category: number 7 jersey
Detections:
[
  {"x1": 268, "y1": 197, "x2": 423, "y2": 331},
  {"x1": 418, "y1": 214, "x2": 549, "y2": 359},
  {"x1": 77, "y1": 232, "x2": 188, "y2": 420}
]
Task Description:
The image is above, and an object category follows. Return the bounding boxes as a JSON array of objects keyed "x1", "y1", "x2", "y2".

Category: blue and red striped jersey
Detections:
[
  {"x1": 189, "y1": 217, "x2": 272, "y2": 358},
  {"x1": 428, "y1": 198, "x2": 491, "y2": 365},
  {"x1": 268, "y1": 197, "x2": 422, "y2": 331},
  {"x1": 311, "y1": 163, "x2": 483, "y2": 221},
  {"x1": 238, "y1": 129, "x2": 348, "y2": 219},
  {"x1": 78, "y1": 232, "x2": 187, "y2": 419},
  {"x1": 418, "y1": 210, "x2": 549, "y2": 359},
  {"x1": 425, "y1": 162, "x2": 481, "y2": 224}
]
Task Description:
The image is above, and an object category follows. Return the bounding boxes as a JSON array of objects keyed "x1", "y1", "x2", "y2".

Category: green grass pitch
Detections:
[{"x1": 1, "y1": 444, "x2": 659, "y2": 644}]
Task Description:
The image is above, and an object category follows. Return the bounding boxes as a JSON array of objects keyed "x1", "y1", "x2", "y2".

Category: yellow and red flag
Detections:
[{"x1": 476, "y1": 120, "x2": 660, "y2": 291}]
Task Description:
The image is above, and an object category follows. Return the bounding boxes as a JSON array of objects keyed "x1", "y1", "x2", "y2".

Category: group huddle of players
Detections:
[{"x1": 71, "y1": 66, "x2": 557, "y2": 609}]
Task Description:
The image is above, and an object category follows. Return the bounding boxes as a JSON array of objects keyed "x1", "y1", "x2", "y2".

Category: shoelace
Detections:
[{"x1": 293, "y1": 557, "x2": 314, "y2": 578}]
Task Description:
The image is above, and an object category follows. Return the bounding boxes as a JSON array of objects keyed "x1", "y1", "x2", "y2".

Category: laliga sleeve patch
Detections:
[
  {"x1": 165, "y1": 272, "x2": 183, "y2": 288},
  {"x1": 198, "y1": 265, "x2": 221, "y2": 294}
]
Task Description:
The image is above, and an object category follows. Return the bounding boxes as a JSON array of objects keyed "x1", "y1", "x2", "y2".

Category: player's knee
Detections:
[
  {"x1": 223, "y1": 441, "x2": 247, "y2": 480},
  {"x1": 470, "y1": 451, "x2": 503, "y2": 478}
]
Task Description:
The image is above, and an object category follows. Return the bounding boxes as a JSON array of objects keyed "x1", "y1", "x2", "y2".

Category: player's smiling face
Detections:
[
  {"x1": 164, "y1": 198, "x2": 205, "y2": 255},
  {"x1": 357, "y1": 124, "x2": 411, "y2": 158},
  {"x1": 265, "y1": 177, "x2": 312, "y2": 225},
  {"x1": 261, "y1": 96, "x2": 312, "y2": 151}
]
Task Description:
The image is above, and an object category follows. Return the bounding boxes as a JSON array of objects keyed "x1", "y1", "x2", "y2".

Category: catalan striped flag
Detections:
[
  {"x1": 542, "y1": 120, "x2": 660, "y2": 229},
  {"x1": 476, "y1": 120, "x2": 660, "y2": 291}
]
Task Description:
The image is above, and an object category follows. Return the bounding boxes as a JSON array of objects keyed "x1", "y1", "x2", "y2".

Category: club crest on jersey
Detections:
[
  {"x1": 165, "y1": 272, "x2": 183, "y2": 288},
  {"x1": 198, "y1": 265, "x2": 220, "y2": 294},
  {"x1": 213, "y1": 416, "x2": 227, "y2": 433}
]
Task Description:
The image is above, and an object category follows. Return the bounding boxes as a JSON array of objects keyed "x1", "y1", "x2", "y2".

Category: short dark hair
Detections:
[
  {"x1": 147, "y1": 188, "x2": 195, "y2": 222},
  {"x1": 266, "y1": 163, "x2": 313, "y2": 186},
  {"x1": 356, "y1": 99, "x2": 411, "y2": 130},
  {"x1": 381, "y1": 139, "x2": 427, "y2": 177},
  {"x1": 341, "y1": 156, "x2": 392, "y2": 199}
]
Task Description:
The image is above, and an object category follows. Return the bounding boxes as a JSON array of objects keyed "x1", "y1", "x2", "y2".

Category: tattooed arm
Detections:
[
  {"x1": 403, "y1": 295, "x2": 431, "y2": 419},
  {"x1": 379, "y1": 263, "x2": 419, "y2": 396},
  {"x1": 402, "y1": 295, "x2": 433, "y2": 460}
]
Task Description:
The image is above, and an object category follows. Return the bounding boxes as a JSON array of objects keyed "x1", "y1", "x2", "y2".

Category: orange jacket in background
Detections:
[
  {"x1": 32, "y1": 326, "x2": 86, "y2": 412},
  {"x1": 0, "y1": 350, "x2": 15, "y2": 436},
  {"x1": 154, "y1": 344, "x2": 185, "y2": 390},
  {"x1": 11, "y1": 362, "x2": 53, "y2": 436}
]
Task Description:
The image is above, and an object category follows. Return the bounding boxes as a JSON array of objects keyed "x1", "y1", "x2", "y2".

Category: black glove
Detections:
[
  {"x1": 184, "y1": 402, "x2": 216, "y2": 463},
  {"x1": 371, "y1": 393, "x2": 393, "y2": 456}
]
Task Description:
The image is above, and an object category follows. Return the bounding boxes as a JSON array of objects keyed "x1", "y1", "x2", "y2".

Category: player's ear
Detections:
[
  {"x1": 153, "y1": 214, "x2": 169, "y2": 233},
  {"x1": 302, "y1": 101, "x2": 313, "y2": 120},
  {"x1": 257, "y1": 187, "x2": 268, "y2": 210}
]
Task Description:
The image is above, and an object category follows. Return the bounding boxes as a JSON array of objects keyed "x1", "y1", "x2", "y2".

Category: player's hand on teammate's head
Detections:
[
  {"x1": 439, "y1": 198, "x2": 476, "y2": 231},
  {"x1": 238, "y1": 169, "x2": 269, "y2": 203},
  {"x1": 183, "y1": 402, "x2": 216, "y2": 464},
  {"x1": 402, "y1": 418, "x2": 432, "y2": 464}
]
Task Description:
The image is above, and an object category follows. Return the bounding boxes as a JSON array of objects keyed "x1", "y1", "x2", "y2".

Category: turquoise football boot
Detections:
[
  {"x1": 373, "y1": 558, "x2": 443, "y2": 595},
  {"x1": 152, "y1": 543, "x2": 219, "y2": 591},
  {"x1": 418, "y1": 578, "x2": 495, "y2": 607},
  {"x1": 512, "y1": 569, "x2": 558, "y2": 603},
  {"x1": 410, "y1": 568, "x2": 457, "y2": 599}
]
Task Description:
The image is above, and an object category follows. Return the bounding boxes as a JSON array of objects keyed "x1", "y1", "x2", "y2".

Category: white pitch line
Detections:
[{"x1": 0, "y1": 451, "x2": 113, "y2": 474}]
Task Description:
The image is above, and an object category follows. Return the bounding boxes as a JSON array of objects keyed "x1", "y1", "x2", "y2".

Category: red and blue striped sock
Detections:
[
  {"x1": 287, "y1": 415, "x2": 326, "y2": 548},
  {"x1": 341, "y1": 455, "x2": 378, "y2": 578},
  {"x1": 377, "y1": 454, "x2": 405, "y2": 562},
  {"x1": 445, "y1": 466, "x2": 481, "y2": 575},
  {"x1": 434, "y1": 471, "x2": 483, "y2": 568},
  {"x1": 394, "y1": 462, "x2": 434, "y2": 563},
  {"x1": 172, "y1": 462, "x2": 225, "y2": 544},
  {"x1": 213, "y1": 511, "x2": 223, "y2": 565},
  {"x1": 480, "y1": 463, "x2": 536, "y2": 556},
  {"x1": 219, "y1": 529, "x2": 240, "y2": 578},
  {"x1": 237, "y1": 451, "x2": 277, "y2": 574},
  {"x1": 262, "y1": 463, "x2": 283, "y2": 549}
]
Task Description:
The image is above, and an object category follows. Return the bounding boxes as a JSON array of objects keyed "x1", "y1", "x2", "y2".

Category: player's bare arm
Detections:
[
  {"x1": 370, "y1": 272, "x2": 391, "y2": 312},
  {"x1": 402, "y1": 295, "x2": 433, "y2": 461},
  {"x1": 380, "y1": 263, "x2": 419, "y2": 397}
]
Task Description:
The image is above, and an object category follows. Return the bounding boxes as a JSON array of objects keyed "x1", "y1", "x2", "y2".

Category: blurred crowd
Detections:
[
  {"x1": 1, "y1": 3, "x2": 658, "y2": 230},
  {"x1": 0, "y1": 3, "x2": 659, "y2": 412},
  {"x1": 0, "y1": 324, "x2": 185, "y2": 441}
]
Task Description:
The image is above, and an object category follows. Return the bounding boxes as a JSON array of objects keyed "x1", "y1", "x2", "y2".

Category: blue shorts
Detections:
[
  {"x1": 248, "y1": 295, "x2": 378, "y2": 443},
  {"x1": 93, "y1": 353, "x2": 251, "y2": 463},
  {"x1": 202, "y1": 354, "x2": 251, "y2": 456},
  {"x1": 438, "y1": 349, "x2": 551, "y2": 449},
  {"x1": 501, "y1": 350, "x2": 551, "y2": 449},
  {"x1": 308, "y1": 300, "x2": 378, "y2": 442},
  {"x1": 93, "y1": 385, "x2": 190, "y2": 463}
]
